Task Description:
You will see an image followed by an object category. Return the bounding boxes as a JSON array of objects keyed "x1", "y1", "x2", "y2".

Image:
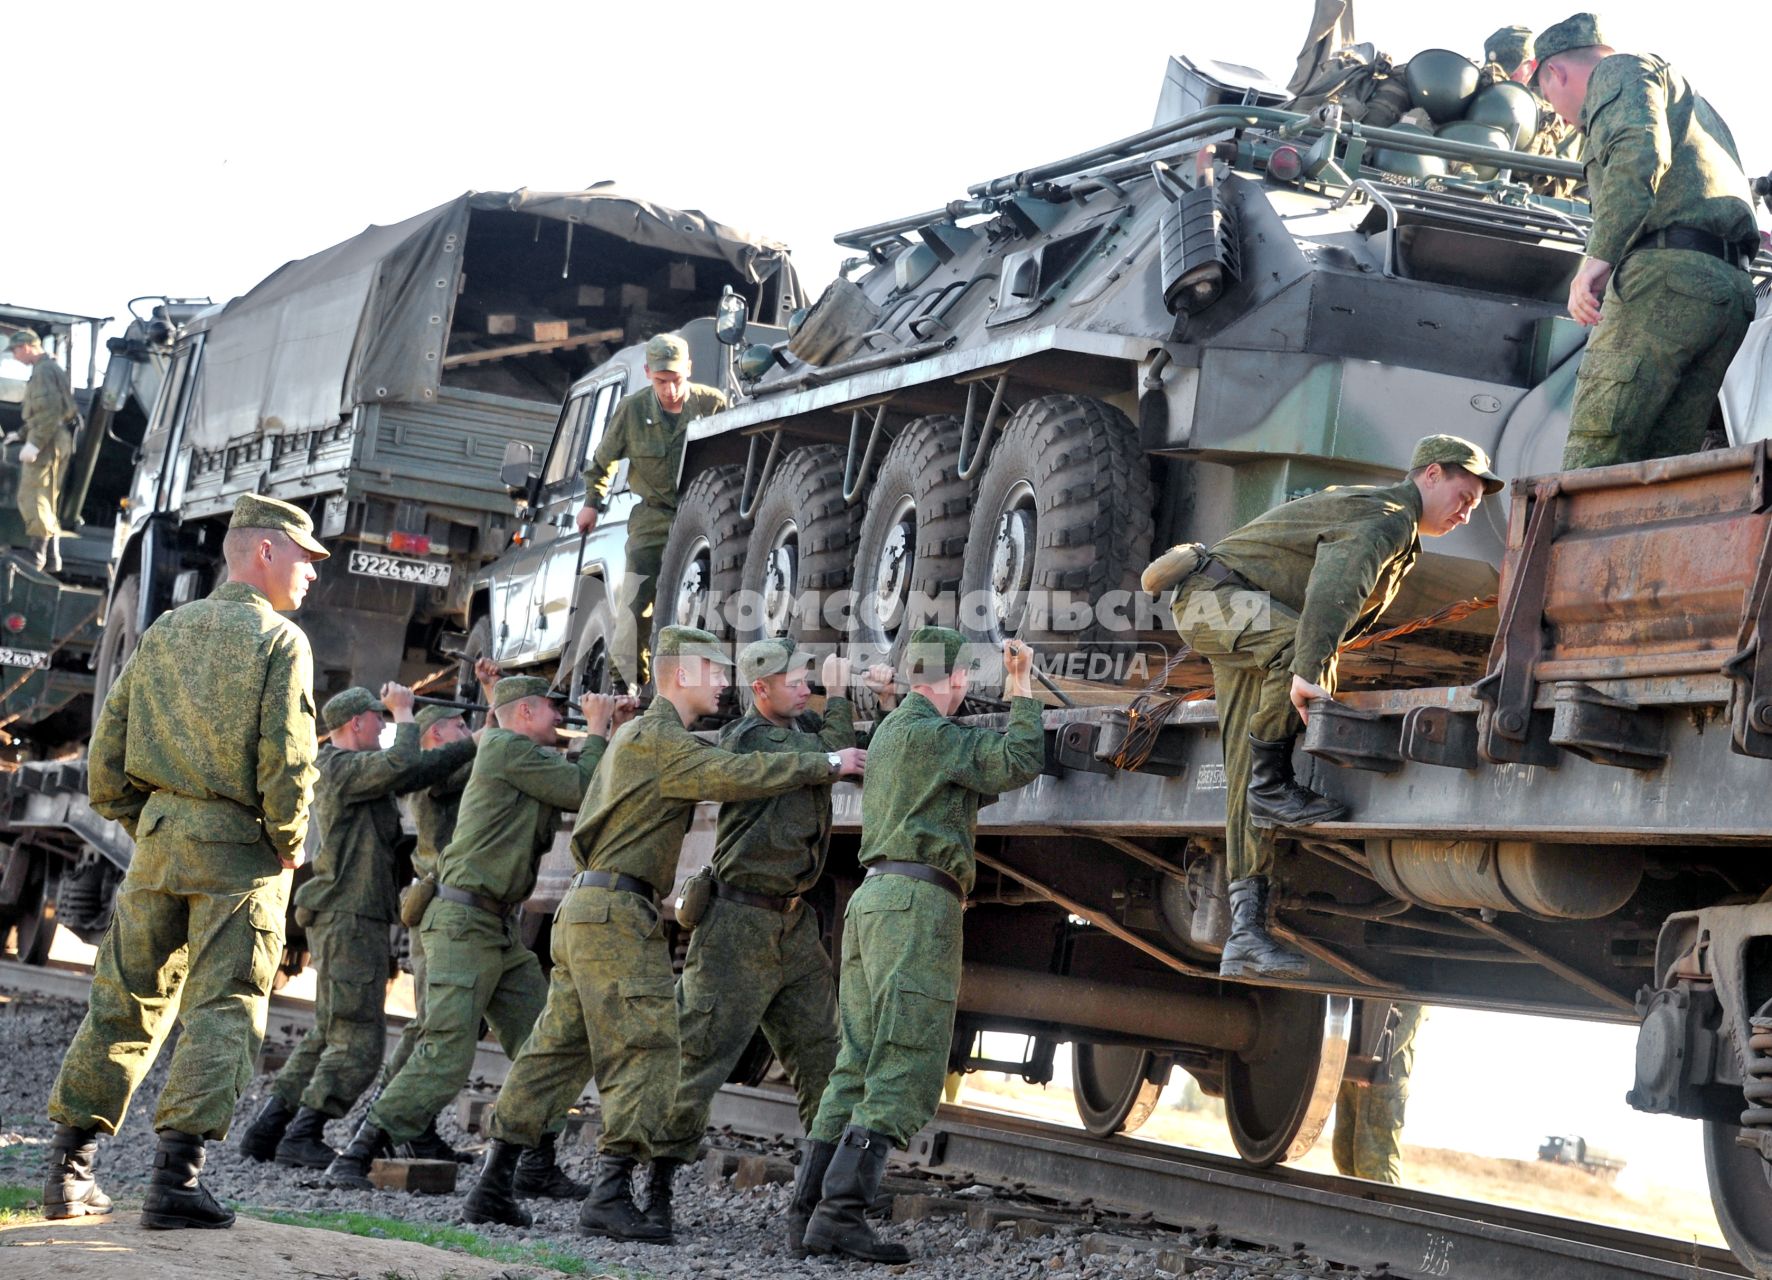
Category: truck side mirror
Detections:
[
  {"x1": 714, "y1": 286, "x2": 748, "y2": 347},
  {"x1": 500, "y1": 440, "x2": 537, "y2": 497}
]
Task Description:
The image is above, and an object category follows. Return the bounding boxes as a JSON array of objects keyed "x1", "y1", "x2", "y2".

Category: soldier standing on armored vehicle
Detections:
[
  {"x1": 43, "y1": 494, "x2": 326, "y2": 1229},
  {"x1": 8, "y1": 328, "x2": 80, "y2": 575},
  {"x1": 575, "y1": 333, "x2": 729, "y2": 688},
  {"x1": 800, "y1": 629, "x2": 1044, "y2": 1264},
  {"x1": 1160, "y1": 437, "x2": 1499, "y2": 980},
  {"x1": 238, "y1": 682, "x2": 476, "y2": 1170},
  {"x1": 1530, "y1": 12, "x2": 1759, "y2": 468},
  {"x1": 460, "y1": 625, "x2": 864, "y2": 1243}
]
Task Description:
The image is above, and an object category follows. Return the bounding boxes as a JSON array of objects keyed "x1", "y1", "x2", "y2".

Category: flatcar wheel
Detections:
[
  {"x1": 7, "y1": 869, "x2": 58, "y2": 967},
  {"x1": 1072, "y1": 1043, "x2": 1166, "y2": 1137},
  {"x1": 1705, "y1": 1120, "x2": 1772, "y2": 1274},
  {"x1": 1223, "y1": 992, "x2": 1352, "y2": 1166}
]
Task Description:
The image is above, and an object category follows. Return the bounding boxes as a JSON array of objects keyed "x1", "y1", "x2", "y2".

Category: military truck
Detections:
[{"x1": 1538, "y1": 1134, "x2": 1626, "y2": 1181}]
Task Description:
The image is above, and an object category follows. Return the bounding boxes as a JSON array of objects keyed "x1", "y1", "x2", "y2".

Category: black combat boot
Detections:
[
  {"x1": 1246, "y1": 734, "x2": 1347, "y2": 830},
  {"x1": 274, "y1": 1106, "x2": 338, "y2": 1169},
  {"x1": 324, "y1": 1120, "x2": 391, "y2": 1190},
  {"x1": 803, "y1": 1126, "x2": 910, "y2": 1264},
  {"x1": 513, "y1": 1130, "x2": 589, "y2": 1199},
  {"x1": 641, "y1": 1156, "x2": 685, "y2": 1237},
  {"x1": 141, "y1": 1130, "x2": 234, "y2": 1230},
  {"x1": 43, "y1": 1124, "x2": 112, "y2": 1219},
  {"x1": 44, "y1": 536, "x2": 61, "y2": 575},
  {"x1": 26, "y1": 537, "x2": 47, "y2": 571},
  {"x1": 576, "y1": 1153, "x2": 670, "y2": 1242},
  {"x1": 398, "y1": 1115, "x2": 472, "y2": 1163},
  {"x1": 462, "y1": 1140, "x2": 532, "y2": 1227},
  {"x1": 238, "y1": 1095, "x2": 295, "y2": 1163},
  {"x1": 1219, "y1": 876, "x2": 1309, "y2": 978},
  {"x1": 785, "y1": 1138, "x2": 836, "y2": 1257}
]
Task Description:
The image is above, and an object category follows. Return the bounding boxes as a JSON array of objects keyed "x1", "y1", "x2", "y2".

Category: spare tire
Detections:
[
  {"x1": 738, "y1": 445, "x2": 861, "y2": 651},
  {"x1": 652, "y1": 465, "x2": 751, "y2": 651}
]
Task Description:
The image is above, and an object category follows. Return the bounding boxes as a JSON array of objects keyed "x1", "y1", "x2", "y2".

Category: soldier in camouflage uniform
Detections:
[
  {"x1": 651, "y1": 643, "x2": 899, "y2": 1241},
  {"x1": 800, "y1": 628, "x2": 1043, "y2": 1264},
  {"x1": 1165, "y1": 437, "x2": 1500, "y2": 981},
  {"x1": 462, "y1": 625, "x2": 864, "y2": 1243},
  {"x1": 575, "y1": 332, "x2": 729, "y2": 688},
  {"x1": 326, "y1": 679, "x2": 626, "y2": 1205},
  {"x1": 8, "y1": 328, "x2": 81, "y2": 574},
  {"x1": 237, "y1": 682, "x2": 474, "y2": 1169},
  {"x1": 1333, "y1": 1003, "x2": 1427, "y2": 1184},
  {"x1": 1477, "y1": 25, "x2": 1581, "y2": 199},
  {"x1": 1529, "y1": 13, "x2": 1759, "y2": 469},
  {"x1": 44, "y1": 493, "x2": 326, "y2": 1229}
]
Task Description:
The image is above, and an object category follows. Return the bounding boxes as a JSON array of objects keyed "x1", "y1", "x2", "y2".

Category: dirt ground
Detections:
[{"x1": 0, "y1": 1213, "x2": 567, "y2": 1280}]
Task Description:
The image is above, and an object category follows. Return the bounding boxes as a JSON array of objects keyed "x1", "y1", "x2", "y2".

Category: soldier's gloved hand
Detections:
[
  {"x1": 1002, "y1": 639, "x2": 1035, "y2": 699},
  {"x1": 19, "y1": 442, "x2": 39, "y2": 464},
  {"x1": 1289, "y1": 674, "x2": 1333, "y2": 724},
  {"x1": 576, "y1": 505, "x2": 599, "y2": 534},
  {"x1": 863, "y1": 663, "x2": 899, "y2": 710},
  {"x1": 833, "y1": 747, "x2": 867, "y2": 779},
  {"x1": 382, "y1": 682, "x2": 416, "y2": 721},
  {"x1": 580, "y1": 693, "x2": 617, "y2": 738},
  {"x1": 611, "y1": 695, "x2": 641, "y2": 729},
  {"x1": 820, "y1": 652, "x2": 852, "y2": 697}
]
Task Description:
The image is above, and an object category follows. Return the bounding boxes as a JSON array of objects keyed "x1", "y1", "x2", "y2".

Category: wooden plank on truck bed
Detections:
[{"x1": 441, "y1": 327, "x2": 622, "y2": 369}]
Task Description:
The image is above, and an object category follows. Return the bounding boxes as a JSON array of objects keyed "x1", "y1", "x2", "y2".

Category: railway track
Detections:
[{"x1": 1, "y1": 956, "x2": 1744, "y2": 1280}]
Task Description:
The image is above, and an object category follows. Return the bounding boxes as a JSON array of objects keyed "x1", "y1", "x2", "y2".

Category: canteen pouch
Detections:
[
  {"x1": 674, "y1": 867, "x2": 713, "y2": 929},
  {"x1": 399, "y1": 875, "x2": 437, "y2": 928}
]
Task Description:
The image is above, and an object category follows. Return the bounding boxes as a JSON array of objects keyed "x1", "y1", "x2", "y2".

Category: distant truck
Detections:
[{"x1": 1537, "y1": 1135, "x2": 1626, "y2": 1181}]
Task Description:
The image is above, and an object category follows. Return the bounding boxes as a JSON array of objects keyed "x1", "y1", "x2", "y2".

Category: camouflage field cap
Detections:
[
  {"x1": 322, "y1": 686, "x2": 383, "y2": 731},
  {"x1": 901, "y1": 626, "x2": 978, "y2": 682},
  {"x1": 416, "y1": 704, "x2": 466, "y2": 733},
  {"x1": 645, "y1": 332, "x2": 691, "y2": 373},
  {"x1": 1530, "y1": 13, "x2": 1607, "y2": 84},
  {"x1": 230, "y1": 492, "x2": 330, "y2": 559},
  {"x1": 738, "y1": 637, "x2": 811, "y2": 686},
  {"x1": 1411, "y1": 434, "x2": 1505, "y2": 494},
  {"x1": 1484, "y1": 25, "x2": 1535, "y2": 73},
  {"x1": 655, "y1": 624, "x2": 734, "y2": 665},
  {"x1": 491, "y1": 675, "x2": 562, "y2": 709},
  {"x1": 7, "y1": 328, "x2": 40, "y2": 350}
]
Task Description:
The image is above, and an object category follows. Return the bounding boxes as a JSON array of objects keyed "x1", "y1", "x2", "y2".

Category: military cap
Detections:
[
  {"x1": 1483, "y1": 25, "x2": 1535, "y2": 73},
  {"x1": 6, "y1": 328, "x2": 40, "y2": 350},
  {"x1": 900, "y1": 626, "x2": 979, "y2": 682},
  {"x1": 655, "y1": 624, "x2": 734, "y2": 665},
  {"x1": 416, "y1": 704, "x2": 466, "y2": 733},
  {"x1": 1411, "y1": 434, "x2": 1505, "y2": 495},
  {"x1": 491, "y1": 674, "x2": 564, "y2": 709},
  {"x1": 1530, "y1": 13, "x2": 1607, "y2": 84},
  {"x1": 322, "y1": 686, "x2": 383, "y2": 731},
  {"x1": 645, "y1": 332, "x2": 691, "y2": 373},
  {"x1": 738, "y1": 637, "x2": 812, "y2": 686},
  {"x1": 229, "y1": 492, "x2": 330, "y2": 559}
]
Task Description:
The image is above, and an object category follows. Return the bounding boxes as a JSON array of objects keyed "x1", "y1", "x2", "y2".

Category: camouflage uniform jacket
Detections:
[
  {"x1": 21, "y1": 355, "x2": 78, "y2": 447},
  {"x1": 856, "y1": 692, "x2": 1045, "y2": 894},
  {"x1": 571, "y1": 695, "x2": 833, "y2": 894},
  {"x1": 434, "y1": 727, "x2": 606, "y2": 905},
  {"x1": 88, "y1": 581, "x2": 318, "y2": 861},
  {"x1": 409, "y1": 757, "x2": 473, "y2": 880},
  {"x1": 293, "y1": 726, "x2": 476, "y2": 922},
  {"x1": 1209, "y1": 480, "x2": 1422, "y2": 686},
  {"x1": 1580, "y1": 54, "x2": 1757, "y2": 267},
  {"x1": 711, "y1": 697, "x2": 860, "y2": 896},
  {"x1": 583, "y1": 383, "x2": 728, "y2": 514}
]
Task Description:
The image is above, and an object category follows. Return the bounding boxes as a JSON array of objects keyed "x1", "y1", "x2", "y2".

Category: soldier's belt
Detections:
[
  {"x1": 1631, "y1": 225, "x2": 1753, "y2": 269},
  {"x1": 1196, "y1": 557, "x2": 1263, "y2": 595},
  {"x1": 434, "y1": 883, "x2": 516, "y2": 918},
  {"x1": 571, "y1": 869, "x2": 661, "y2": 901},
  {"x1": 712, "y1": 880, "x2": 801, "y2": 913},
  {"x1": 864, "y1": 860, "x2": 964, "y2": 903}
]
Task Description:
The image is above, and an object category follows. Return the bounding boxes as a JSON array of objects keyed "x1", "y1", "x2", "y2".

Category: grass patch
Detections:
[
  {"x1": 0, "y1": 1183, "x2": 44, "y2": 1225},
  {"x1": 244, "y1": 1207, "x2": 610, "y2": 1275}
]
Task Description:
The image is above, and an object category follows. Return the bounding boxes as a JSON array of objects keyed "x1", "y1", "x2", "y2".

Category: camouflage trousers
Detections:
[
  {"x1": 367, "y1": 898, "x2": 547, "y2": 1143},
  {"x1": 48, "y1": 826, "x2": 290, "y2": 1140},
  {"x1": 382, "y1": 915, "x2": 432, "y2": 1083},
  {"x1": 270, "y1": 909, "x2": 389, "y2": 1118},
  {"x1": 809, "y1": 872, "x2": 962, "y2": 1148},
  {"x1": 652, "y1": 894, "x2": 839, "y2": 1162},
  {"x1": 488, "y1": 885, "x2": 673, "y2": 1158},
  {"x1": 613, "y1": 504, "x2": 673, "y2": 689},
  {"x1": 1563, "y1": 250, "x2": 1756, "y2": 470},
  {"x1": 17, "y1": 427, "x2": 70, "y2": 539},
  {"x1": 1173, "y1": 582, "x2": 1327, "y2": 881},
  {"x1": 1331, "y1": 1001, "x2": 1424, "y2": 1184}
]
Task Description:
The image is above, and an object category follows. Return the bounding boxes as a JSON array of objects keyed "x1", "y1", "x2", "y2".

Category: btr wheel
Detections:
[
  {"x1": 1072, "y1": 1043, "x2": 1169, "y2": 1137},
  {"x1": 1223, "y1": 991, "x2": 1352, "y2": 1166},
  {"x1": 738, "y1": 445, "x2": 860, "y2": 650},
  {"x1": 654, "y1": 465, "x2": 751, "y2": 648}
]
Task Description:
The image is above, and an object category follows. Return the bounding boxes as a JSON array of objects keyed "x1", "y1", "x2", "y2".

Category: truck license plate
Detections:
[
  {"x1": 348, "y1": 550, "x2": 452, "y2": 587},
  {"x1": 0, "y1": 645, "x2": 50, "y2": 670}
]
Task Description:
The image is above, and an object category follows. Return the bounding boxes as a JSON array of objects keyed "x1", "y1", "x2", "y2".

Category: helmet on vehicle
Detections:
[
  {"x1": 1405, "y1": 49, "x2": 1481, "y2": 123},
  {"x1": 1464, "y1": 80, "x2": 1539, "y2": 149},
  {"x1": 1367, "y1": 122, "x2": 1449, "y2": 180}
]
